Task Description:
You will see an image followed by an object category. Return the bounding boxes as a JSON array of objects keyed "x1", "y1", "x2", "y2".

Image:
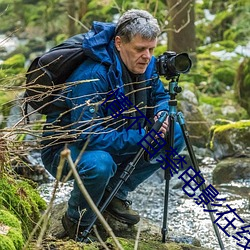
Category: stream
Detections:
[{"x1": 38, "y1": 154, "x2": 250, "y2": 250}]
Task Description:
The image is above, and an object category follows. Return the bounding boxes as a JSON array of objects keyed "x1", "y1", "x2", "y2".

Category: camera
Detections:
[{"x1": 156, "y1": 51, "x2": 192, "y2": 79}]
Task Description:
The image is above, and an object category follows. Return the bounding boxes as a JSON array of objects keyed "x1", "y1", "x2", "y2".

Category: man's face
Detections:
[{"x1": 115, "y1": 35, "x2": 157, "y2": 74}]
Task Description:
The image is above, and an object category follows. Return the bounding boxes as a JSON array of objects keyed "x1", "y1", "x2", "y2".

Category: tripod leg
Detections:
[
  {"x1": 162, "y1": 114, "x2": 175, "y2": 243},
  {"x1": 162, "y1": 172, "x2": 170, "y2": 243},
  {"x1": 177, "y1": 112, "x2": 225, "y2": 250}
]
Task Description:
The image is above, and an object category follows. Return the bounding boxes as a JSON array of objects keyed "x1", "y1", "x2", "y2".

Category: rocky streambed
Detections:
[{"x1": 38, "y1": 154, "x2": 250, "y2": 250}]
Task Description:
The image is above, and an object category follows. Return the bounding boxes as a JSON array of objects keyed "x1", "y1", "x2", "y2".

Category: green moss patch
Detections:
[
  {"x1": 0, "y1": 209, "x2": 23, "y2": 250},
  {"x1": 209, "y1": 120, "x2": 250, "y2": 152},
  {"x1": 0, "y1": 174, "x2": 47, "y2": 239}
]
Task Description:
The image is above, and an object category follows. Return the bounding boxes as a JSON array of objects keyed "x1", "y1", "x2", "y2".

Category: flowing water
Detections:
[{"x1": 38, "y1": 156, "x2": 250, "y2": 250}]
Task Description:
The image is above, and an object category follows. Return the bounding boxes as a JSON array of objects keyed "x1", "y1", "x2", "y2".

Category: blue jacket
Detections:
[{"x1": 44, "y1": 21, "x2": 170, "y2": 156}]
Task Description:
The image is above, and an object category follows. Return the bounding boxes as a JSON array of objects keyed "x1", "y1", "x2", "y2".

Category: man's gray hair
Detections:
[{"x1": 115, "y1": 9, "x2": 160, "y2": 43}]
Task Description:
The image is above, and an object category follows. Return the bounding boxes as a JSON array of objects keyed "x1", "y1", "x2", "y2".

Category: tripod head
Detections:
[{"x1": 168, "y1": 76, "x2": 182, "y2": 100}]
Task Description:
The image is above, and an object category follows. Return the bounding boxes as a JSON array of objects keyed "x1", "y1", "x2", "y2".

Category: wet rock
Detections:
[{"x1": 213, "y1": 157, "x2": 250, "y2": 184}]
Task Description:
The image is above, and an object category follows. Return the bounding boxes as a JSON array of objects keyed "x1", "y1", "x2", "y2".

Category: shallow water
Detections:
[{"x1": 38, "y1": 156, "x2": 250, "y2": 250}]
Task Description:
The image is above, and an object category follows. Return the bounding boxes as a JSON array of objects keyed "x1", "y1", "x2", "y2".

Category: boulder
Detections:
[
  {"x1": 209, "y1": 119, "x2": 250, "y2": 160},
  {"x1": 213, "y1": 157, "x2": 250, "y2": 184}
]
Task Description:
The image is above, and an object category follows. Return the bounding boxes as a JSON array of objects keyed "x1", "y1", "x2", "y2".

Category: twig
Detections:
[
  {"x1": 134, "y1": 220, "x2": 142, "y2": 250},
  {"x1": 61, "y1": 148, "x2": 124, "y2": 250},
  {"x1": 93, "y1": 225, "x2": 110, "y2": 250},
  {"x1": 68, "y1": 14, "x2": 89, "y2": 31}
]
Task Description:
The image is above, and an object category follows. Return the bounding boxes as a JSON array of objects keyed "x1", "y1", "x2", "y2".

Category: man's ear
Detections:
[{"x1": 115, "y1": 36, "x2": 122, "y2": 51}]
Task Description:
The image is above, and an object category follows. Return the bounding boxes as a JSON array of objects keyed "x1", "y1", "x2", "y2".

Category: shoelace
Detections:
[{"x1": 123, "y1": 199, "x2": 132, "y2": 209}]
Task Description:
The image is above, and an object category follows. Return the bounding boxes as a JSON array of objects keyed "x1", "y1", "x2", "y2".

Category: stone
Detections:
[
  {"x1": 213, "y1": 157, "x2": 250, "y2": 184},
  {"x1": 179, "y1": 100, "x2": 211, "y2": 148}
]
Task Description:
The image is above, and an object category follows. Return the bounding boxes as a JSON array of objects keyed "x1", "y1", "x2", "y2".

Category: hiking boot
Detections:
[
  {"x1": 105, "y1": 196, "x2": 140, "y2": 225},
  {"x1": 61, "y1": 213, "x2": 97, "y2": 243}
]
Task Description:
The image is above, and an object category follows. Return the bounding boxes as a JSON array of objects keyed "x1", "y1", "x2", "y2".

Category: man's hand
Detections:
[{"x1": 154, "y1": 111, "x2": 169, "y2": 138}]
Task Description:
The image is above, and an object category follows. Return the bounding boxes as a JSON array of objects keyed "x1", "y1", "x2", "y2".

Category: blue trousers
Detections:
[{"x1": 41, "y1": 123, "x2": 185, "y2": 226}]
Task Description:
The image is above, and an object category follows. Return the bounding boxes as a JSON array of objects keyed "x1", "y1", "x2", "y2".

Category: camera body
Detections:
[{"x1": 156, "y1": 51, "x2": 192, "y2": 79}]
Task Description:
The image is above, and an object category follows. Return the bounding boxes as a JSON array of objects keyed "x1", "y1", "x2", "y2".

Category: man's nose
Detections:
[{"x1": 142, "y1": 49, "x2": 151, "y2": 59}]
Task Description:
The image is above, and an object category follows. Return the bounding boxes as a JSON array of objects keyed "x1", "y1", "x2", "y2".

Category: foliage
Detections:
[{"x1": 197, "y1": 0, "x2": 250, "y2": 46}]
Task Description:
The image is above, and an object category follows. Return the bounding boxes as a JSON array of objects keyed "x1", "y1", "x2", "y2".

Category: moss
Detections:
[
  {"x1": 1, "y1": 54, "x2": 25, "y2": 69},
  {"x1": 199, "y1": 91, "x2": 248, "y2": 121},
  {"x1": 0, "y1": 235, "x2": 16, "y2": 250},
  {"x1": 0, "y1": 209, "x2": 24, "y2": 249},
  {"x1": 106, "y1": 237, "x2": 205, "y2": 250},
  {"x1": 209, "y1": 120, "x2": 250, "y2": 151},
  {"x1": 7, "y1": 228, "x2": 24, "y2": 249},
  {"x1": 213, "y1": 67, "x2": 235, "y2": 86},
  {"x1": 0, "y1": 209, "x2": 21, "y2": 229},
  {"x1": 213, "y1": 120, "x2": 250, "y2": 133},
  {"x1": 0, "y1": 174, "x2": 47, "y2": 239},
  {"x1": 199, "y1": 95, "x2": 224, "y2": 107},
  {"x1": 0, "y1": 54, "x2": 26, "y2": 86},
  {"x1": 217, "y1": 40, "x2": 237, "y2": 51},
  {"x1": 166, "y1": 242, "x2": 183, "y2": 250}
]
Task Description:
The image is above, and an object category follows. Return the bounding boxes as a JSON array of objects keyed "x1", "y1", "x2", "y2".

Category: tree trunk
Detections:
[
  {"x1": 78, "y1": 0, "x2": 88, "y2": 20},
  {"x1": 167, "y1": 0, "x2": 196, "y2": 63},
  {"x1": 67, "y1": 0, "x2": 77, "y2": 36}
]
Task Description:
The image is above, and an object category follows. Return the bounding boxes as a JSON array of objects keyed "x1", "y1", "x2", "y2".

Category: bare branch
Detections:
[{"x1": 62, "y1": 148, "x2": 124, "y2": 250}]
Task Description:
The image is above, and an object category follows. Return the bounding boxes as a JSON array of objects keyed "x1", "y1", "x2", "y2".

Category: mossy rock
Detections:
[
  {"x1": 209, "y1": 120, "x2": 250, "y2": 160},
  {"x1": 0, "y1": 174, "x2": 47, "y2": 239},
  {"x1": 0, "y1": 209, "x2": 24, "y2": 250}
]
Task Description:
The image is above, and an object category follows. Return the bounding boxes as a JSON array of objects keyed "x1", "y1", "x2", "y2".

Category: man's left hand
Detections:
[{"x1": 154, "y1": 111, "x2": 169, "y2": 138}]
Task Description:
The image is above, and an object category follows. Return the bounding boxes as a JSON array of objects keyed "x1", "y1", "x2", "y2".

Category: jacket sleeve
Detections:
[{"x1": 65, "y1": 61, "x2": 146, "y2": 156}]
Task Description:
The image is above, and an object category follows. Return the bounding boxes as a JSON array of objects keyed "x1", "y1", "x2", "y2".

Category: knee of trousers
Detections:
[{"x1": 77, "y1": 150, "x2": 117, "y2": 182}]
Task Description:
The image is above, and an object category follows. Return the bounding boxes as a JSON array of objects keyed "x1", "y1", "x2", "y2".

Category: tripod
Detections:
[{"x1": 161, "y1": 77, "x2": 225, "y2": 249}]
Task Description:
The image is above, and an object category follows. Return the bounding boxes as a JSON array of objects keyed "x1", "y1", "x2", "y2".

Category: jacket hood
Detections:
[{"x1": 82, "y1": 21, "x2": 116, "y2": 65}]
